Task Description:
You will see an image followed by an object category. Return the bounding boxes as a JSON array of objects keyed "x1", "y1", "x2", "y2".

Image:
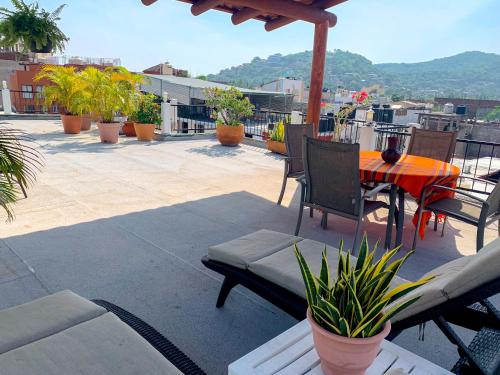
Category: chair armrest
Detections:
[
  {"x1": 458, "y1": 175, "x2": 493, "y2": 186},
  {"x1": 423, "y1": 184, "x2": 489, "y2": 205},
  {"x1": 363, "y1": 183, "x2": 392, "y2": 199}
]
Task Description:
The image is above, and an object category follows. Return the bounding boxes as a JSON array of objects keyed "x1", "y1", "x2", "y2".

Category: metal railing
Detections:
[{"x1": 171, "y1": 104, "x2": 216, "y2": 133}]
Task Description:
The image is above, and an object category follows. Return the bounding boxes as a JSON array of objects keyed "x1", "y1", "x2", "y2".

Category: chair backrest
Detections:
[
  {"x1": 407, "y1": 128, "x2": 458, "y2": 162},
  {"x1": 392, "y1": 237, "x2": 500, "y2": 324},
  {"x1": 486, "y1": 182, "x2": 500, "y2": 217},
  {"x1": 284, "y1": 124, "x2": 313, "y2": 175},
  {"x1": 303, "y1": 137, "x2": 361, "y2": 217}
]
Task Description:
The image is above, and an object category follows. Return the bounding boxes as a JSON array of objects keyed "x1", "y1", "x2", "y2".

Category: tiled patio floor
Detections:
[{"x1": 0, "y1": 119, "x2": 497, "y2": 374}]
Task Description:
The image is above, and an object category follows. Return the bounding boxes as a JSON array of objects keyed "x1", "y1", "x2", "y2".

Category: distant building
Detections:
[
  {"x1": 141, "y1": 74, "x2": 294, "y2": 112},
  {"x1": 434, "y1": 97, "x2": 500, "y2": 120},
  {"x1": 8, "y1": 56, "x2": 121, "y2": 113},
  {"x1": 258, "y1": 77, "x2": 305, "y2": 102},
  {"x1": 143, "y1": 62, "x2": 188, "y2": 78}
]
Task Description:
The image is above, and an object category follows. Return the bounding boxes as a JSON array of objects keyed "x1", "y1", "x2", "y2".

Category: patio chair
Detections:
[
  {"x1": 202, "y1": 230, "x2": 500, "y2": 375},
  {"x1": 0, "y1": 290, "x2": 205, "y2": 375},
  {"x1": 295, "y1": 137, "x2": 391, "y2": 252},
  {"x1": 276, "y1": 123, "x2": 313, "y2": 205},
  {"x1": 407, "y1": 127, "x2": 458, "y2": 163},
  {"x1": 413, "y1": 176, "x2": 500, "y2": 251}
]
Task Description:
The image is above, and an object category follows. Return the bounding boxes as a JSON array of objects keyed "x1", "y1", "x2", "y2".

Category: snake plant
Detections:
[{"x1": 294, "y1": 236, "x2": 433, "y2": 338}]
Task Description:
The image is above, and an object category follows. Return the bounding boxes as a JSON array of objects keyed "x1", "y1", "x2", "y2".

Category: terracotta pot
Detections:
[
  {"x1": 134, "y1": 123, "x2": 155, "y2": 141},
  {"x1": 266, "y1": 140, "x2": 287, "y2": 155},
  {"x1": 381, "y1": 136, "x2": 402, "y2": 164},
  {"x1": 80, "y1": 115, "x2": 92, "y2": 131},
  {"x1": 122, "y1": 121, "x2": 136, "y2": 137},
  {"x1": 216, "y1": 124, "x2": 244, "y2": 146},
  {"x1": 307, "y1": 309, "x2": 391, "y2": 375},
  {"x1": 97, "y1": 122, "x2": 120, "y2": 144},
  {"x1": 61, "y1": 115, "x2": 82, "y2": 134}
]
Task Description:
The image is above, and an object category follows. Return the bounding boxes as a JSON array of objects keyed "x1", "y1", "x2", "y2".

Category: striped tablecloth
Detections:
[{"x1": 360, "y1": 151, "x2": 461, "y2": 239}]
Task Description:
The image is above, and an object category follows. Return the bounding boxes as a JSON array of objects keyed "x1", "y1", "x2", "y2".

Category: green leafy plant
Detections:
[
  {"x1": 0, "y1": 125, "x2": 42, "y2": 221},
  {"x1": 294, "y1": 236, "x2": 433, "y2": 338},
  {"x1": 81, "y1": 66, "x2": 140, "y2": 123},
  {"x1": 35, "y1": 65, "x2": 89, "y2": 116},
  {"x1": 131, "y1": 93, "x2": 161, "y2": 125},
  {"x1": 0, "y1": 0, "x2": 69, "y2": 53},
  {"x1": 204, "y1": 87, "x2": 254, "y2": 126}
]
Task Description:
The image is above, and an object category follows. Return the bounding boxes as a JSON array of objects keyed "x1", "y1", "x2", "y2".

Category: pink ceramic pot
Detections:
[
  {"x1": 97, "y1": 122, "x2": 120, "y2": 144},
  {"x1": 308, "y1": 309, "x2": 391, "y2": 375}
]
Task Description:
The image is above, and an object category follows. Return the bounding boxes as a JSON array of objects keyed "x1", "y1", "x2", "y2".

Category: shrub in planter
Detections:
[
  {"x1": 295, "y1": 237, "x2": 433, "y2": 375},
  {"x1": 204, "y1": 87, "x2": 254, "y2": 146},
  {"x1": 35, "y1": 65, "x2": 89, "y2": 134},
  {"x1": 131, "y1": 93, "x2": 161, "y2": 141},
  {"x1": 82, "y1": 66, "x2": 142, "y2": 144},
  {"x1": 0, "y1": 0, "x2": 69, "y2": 54},
  {"x1": 266, "y1": 120, "x2": 287, "y2": 155}
]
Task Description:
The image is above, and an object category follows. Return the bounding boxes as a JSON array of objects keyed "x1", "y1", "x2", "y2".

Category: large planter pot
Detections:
[
  {"x1": 134, "y1": 123, "x2": 155, "y2": 141},
  {"x1": 307, "y1": 310, "x2": 391, "y2": 375},
  {"x1": 80, "y1": 115, "x2": 92, "y2": 131},
  {"x1": 97, "y1": 122, "x2": 120, "y2": 144},
  {"x1": 122, "y1": 121, "x2": 136, "y2": 137},
  {"x1": 216, "y1": 124, "x2": 244, "y2": 146},
  {"x1": 266, "y1": 140, "x2": 287, "y2": 155},
  {"x1": 61, "y1": 115, "x2": 82, "y2": 134}
]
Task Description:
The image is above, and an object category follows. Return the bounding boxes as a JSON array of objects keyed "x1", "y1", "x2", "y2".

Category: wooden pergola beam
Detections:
[
  {"x1": 265, "y1": 0, "x2": 346, "y2": 31},
  {"x1": 306, "y1": 21, "x2": 329, "y2": 137},
  {"x1": 191, "y1": 0, "x2": 222, "y2": 16},
  {"x1": 231, "y1": 7, "x2": 261, "y2": 25},
  {"x1": 226, "y1": 0, "x2": 336, "y2": 26}
]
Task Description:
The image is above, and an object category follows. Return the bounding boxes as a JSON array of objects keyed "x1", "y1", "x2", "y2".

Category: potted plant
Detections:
[
  {"x1": 204, "y1": 87, "x2": 254, "y2": 146},
  {"x1": 131, "y1": 93, "x2": 161, "y2": 141},
  {"x1": 35, "y1": 65, "x2": 89, "y2": 134},
  {"x1": 333, "y1": 91, "x2": 369, "y2": 142},
  {"x1": 116, "y1": 70, "x2": 146, "y2": 137},
  {"x1": 266, "y1": 120, "x2": 287, "y2": 155},
  {"x1": 294, "y1": 237, "x2": 433, "y2": 375},
  {"x1": 82, "y1": 67, "x2": 137, "y2": 144},
  {"x1": 0, "y1": 1, "x2": 69, "y2": 54}
]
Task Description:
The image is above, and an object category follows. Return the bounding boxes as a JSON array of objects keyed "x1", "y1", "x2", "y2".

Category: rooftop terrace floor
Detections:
[{"x1": 0, "y1": 119, "x2": 497, "y2": 374}]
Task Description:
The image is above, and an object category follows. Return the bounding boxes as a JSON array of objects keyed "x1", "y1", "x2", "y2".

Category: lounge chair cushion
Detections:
[
  {"x1": 249, "y1": 239, "x2": 408, "y2": 298},
  {"x1": 0, "y1": 290, "x2": 106, "y2": 355},
  {"x1": 208, "y1": 229, "x2": 303, "y2": 269},
  {"x1": 0, "y1": 312, "x2": 182, "y2": 375},
  {"x1": 391, "y1": 237, "x2": 500, "y2": 322}
]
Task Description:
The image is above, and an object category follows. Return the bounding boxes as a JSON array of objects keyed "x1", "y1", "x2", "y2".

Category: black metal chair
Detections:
[
  {"x1": 413, "y1": 176, "x2": 500, "y2": 251},
  {"x1": 277, "y1": 124, "x2": 313, "y2": 205},
  {"x1": 295, "y1": 137, "x2": 391, "y2": 253}
]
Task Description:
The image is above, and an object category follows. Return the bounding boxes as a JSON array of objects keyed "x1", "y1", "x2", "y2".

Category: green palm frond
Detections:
[{"x1": 0, "y1": 125, "x2": 42, "y2": 221}]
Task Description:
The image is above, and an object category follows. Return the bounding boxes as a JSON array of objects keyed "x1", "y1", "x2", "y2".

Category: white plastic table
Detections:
[{"x1": 229, "y1": 320, "x2": 453, "y2": 375}]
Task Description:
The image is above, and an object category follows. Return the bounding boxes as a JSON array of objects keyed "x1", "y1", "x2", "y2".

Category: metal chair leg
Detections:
[
  {"x1": 434, "y1": 212, "x2": 439, "y2": 231},
  {"x1": 476, "y1": 226, "x2": 485, "y2": 253},
  {"x1": 277, "y1": 169, "x2": 288, "y2": 205},
  {"x1": 295, "y1": 203, "x2": 304, "y2": 236},
  {"x1": 353, "y1": 218, "x2": 363, "y2": 255},
  {"x1": 309, "y1": 208, "x2": 313, "y2": 218},
  {"x1": 412, "y1": 196, "x2": 426, "y2": 250},
  {"x1": 441, "y1": 216, "x2": 447, "y2": 237},
  {"x1": 321, "y1": 212, "x2": 328, "y2": 229}
]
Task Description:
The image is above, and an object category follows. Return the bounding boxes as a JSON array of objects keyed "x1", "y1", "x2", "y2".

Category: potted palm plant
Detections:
[
  {"x1": 35, "y1": 65, "x2": 89, "y2": 134},
  {"x1": 82, "y1": 67, "x2": 136, "y2": 144},
  {"x1": 131, "y1": 93, "x2": 161, "y2": 142},
  {"x1": 266, "y1": 120, "x2": 287, "y2": 155},
  {"x1": 295, "y1": 237, "x2": 433, "y2": 375},
  {"x1": 204, "y1": 87, "x2": 254, "y2": 146},
  {"x1": 115, "y1": 68, "x2": 145, "y2": 137},
  {"x1": 0, "y1": 1, "x2": 69, "y2": 54}
]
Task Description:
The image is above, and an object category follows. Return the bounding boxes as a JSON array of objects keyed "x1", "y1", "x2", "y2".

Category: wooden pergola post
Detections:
[{"x1": 306, "y1": 21, "x2": 329, "y2": 138}]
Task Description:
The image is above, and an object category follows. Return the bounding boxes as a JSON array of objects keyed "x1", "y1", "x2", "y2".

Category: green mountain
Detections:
[{"x1": 207, "y1": 50, "x2": 500, "y2": 99}]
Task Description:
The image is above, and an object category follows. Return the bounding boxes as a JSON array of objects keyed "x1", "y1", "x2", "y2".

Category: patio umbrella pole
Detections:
[{"x1": 306, "y1": 21, "x2": 329, "y2": 138}]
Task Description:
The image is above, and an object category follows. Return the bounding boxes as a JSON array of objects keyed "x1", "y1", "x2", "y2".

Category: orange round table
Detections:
[{"x1": 359, "y1": 151, "x2": 460, "y2": 246}]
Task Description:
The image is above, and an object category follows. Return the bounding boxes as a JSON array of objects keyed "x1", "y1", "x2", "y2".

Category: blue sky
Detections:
[{"x1": 2, "y1": 0, "x2": 499, "y2": 75}]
